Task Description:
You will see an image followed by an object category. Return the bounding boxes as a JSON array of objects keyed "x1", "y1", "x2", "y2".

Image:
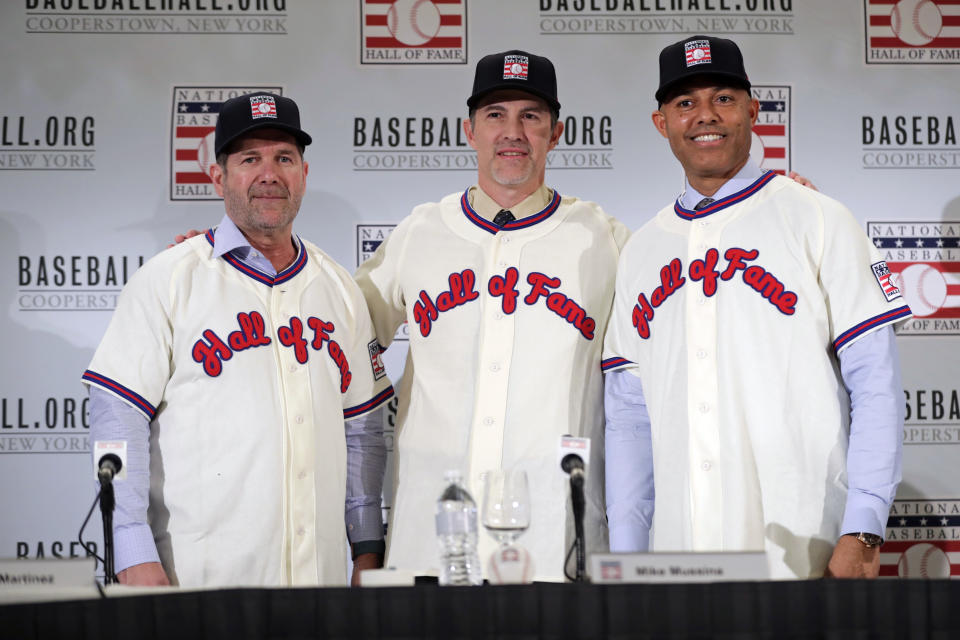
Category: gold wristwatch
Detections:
[{"x1": 848, "y1": 532, "x2": 883, "y2": 548}]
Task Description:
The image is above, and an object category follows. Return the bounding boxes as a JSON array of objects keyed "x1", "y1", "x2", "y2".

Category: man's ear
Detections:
[
  {"x1": 209, "y1": 162, "x2": 225, "y2": 198},
  {"x1": 651, "y1": 109, "x2": 669, "y2": 139}
]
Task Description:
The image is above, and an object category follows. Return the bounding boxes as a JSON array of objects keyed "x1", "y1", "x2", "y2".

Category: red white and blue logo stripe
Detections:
[
  {"x1": 205, "y1": 228, "x2": 308, "y2": 286},
  {"x1": 82, "y1": 370, "x2": 157, "y2": 420},
  {"x1": 674, "y1": 172, "x2": 776, "y2": 221},
  {"x1": 460, "y1": 189, "x2": 561, "y2": 234}
]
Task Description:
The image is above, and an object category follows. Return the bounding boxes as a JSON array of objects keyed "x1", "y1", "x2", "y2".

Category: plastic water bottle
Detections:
[{"x1": 435, "y1": 470, "x2": 482, "y2": 586}]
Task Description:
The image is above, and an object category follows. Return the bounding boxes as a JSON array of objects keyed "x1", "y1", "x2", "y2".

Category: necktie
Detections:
[
  {"x1": 493, "y1": 209, "x2": 515, "y2": 227},
  {"x1": 694, "y1": 197, "x2": 715, "y2": 211}
]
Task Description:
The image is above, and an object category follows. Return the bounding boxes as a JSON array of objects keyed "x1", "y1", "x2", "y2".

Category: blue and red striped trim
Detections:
[
  {"x1": 205, "y1": 228, "x2": 308, "y2": 287},
  {"x1": 344, "y1": 386, "x2": 395, "y2": 419},
  {"x1": 460, "y1": 189, "x2": 562, "y2": 235},
  {"x1": 833, "y1": 305, "x2": 912, "y2": 352},
  {"x1": 674, "y1": 171, "x2": 777, "y2": 220},
  {"x1": 601, "y1": 357, "x2": 634, "y2": 371},
  {"x1": 82, "y1": 370, "x2": 157, "y2": 420}
]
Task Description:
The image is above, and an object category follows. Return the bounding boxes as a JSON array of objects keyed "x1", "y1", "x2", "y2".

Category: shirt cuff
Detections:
[
  {"x1": 351, "y1": 539, "x2": 386, "y2": 560},
  {"x1": 840, "y1": 490, "x2": 890, "y2": 538},
  {"x1": 346, "y1": 502, "x2": 385, "y2": 545},
  {"x1": 113, "y1": 522, "x2": 160, "y2": 574}
]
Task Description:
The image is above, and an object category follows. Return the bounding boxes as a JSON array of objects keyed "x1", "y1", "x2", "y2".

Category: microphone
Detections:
[
  {"x1": 97, "y1": 453, "x2": 123, "y2": 485},
  {"x1": 561, "y1": 453, "x2": 585, "y2": 487}
]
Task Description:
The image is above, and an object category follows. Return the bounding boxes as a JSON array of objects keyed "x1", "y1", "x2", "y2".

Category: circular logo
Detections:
[
  {"x1": 510, "y1": 63, "x2": 523, "y2": 75},
  {"x1": 890, "y1": 0, "x2": 943, "y2": 47},
  {"x1": 894, "y1": 263, "x2": 947, "y2": 317},
  {"x1": 386, "y1": 0, "x2": 441, "y2": 46},
  {"x1": 693, "y1": 49, "x2": 705, "y2": 60},
  {"x1": 257, "y1": 103, "x2": 272, "y2": 114},
  {"x1": 898, "y1": 543, "x2": 951, "y2": 578}
]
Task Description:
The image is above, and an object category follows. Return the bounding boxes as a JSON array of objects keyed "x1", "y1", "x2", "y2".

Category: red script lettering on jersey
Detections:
[
  {"x1": 631, "y1": 250, "x2": 797, "y2": 339},
  {"x1": 413, "y1": 270, "x2": 479, "y2": 336}
]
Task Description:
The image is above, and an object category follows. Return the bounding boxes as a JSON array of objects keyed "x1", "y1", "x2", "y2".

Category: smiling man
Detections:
[
  {"x1": 602, "y1": 36, "x2": 912, "y2": 578},
  {"x1": 83, "y1": 93, "x2": 393, "y2": 587},
  {"x1": 356, "y1": 51, "x2": 628, "y2": 581}
]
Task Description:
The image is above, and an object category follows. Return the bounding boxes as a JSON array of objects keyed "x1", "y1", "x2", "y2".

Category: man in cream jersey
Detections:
[
  {"x1": 84, "y1": 93, "x2": 393, "y2": 587},
  {"x1": 602, "y1": 36, "x2": 911, "y2": 578},
  {"x1": 356, "y1": 50, "x2": 629, "y2": 580}
]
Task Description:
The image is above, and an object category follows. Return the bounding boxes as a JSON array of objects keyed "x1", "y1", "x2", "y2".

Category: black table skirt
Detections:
[{"x1": 3, "y1": 580, "x2": 958, "y2": 639}]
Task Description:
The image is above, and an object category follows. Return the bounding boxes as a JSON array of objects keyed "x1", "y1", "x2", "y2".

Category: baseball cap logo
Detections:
[
  {"x1": 503, "y1": 54, "x2": 529, "y2": 80},
  {"x1": 684, "y1": 40, "x2": 712, "y2": 67},
  {"x1": 250, "y1": 95, "x2": 277, "y2": 120}
]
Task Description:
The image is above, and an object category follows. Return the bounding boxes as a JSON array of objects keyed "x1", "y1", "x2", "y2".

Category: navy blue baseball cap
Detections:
[
  {"x1": 214, "y1": 92, "x2": 312, "y2": 156},
  {"x1": 467, "y1": 50, "x2": 561, "y2": 113},
  {"x1": 655, "y1": 35, "x2": 750, "y2": 104}
]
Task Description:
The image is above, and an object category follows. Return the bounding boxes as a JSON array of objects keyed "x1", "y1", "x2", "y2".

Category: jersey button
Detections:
[
  {"x1": 489, "y1": 362, "x2": 501, "y2": 372},
  {"x1": 296, "y1": 415, "x2": 304, "y2": 424},
  {"x1": 701, "y1": 461, "x2": 713, "y2": 471},
  {"x1": 298, "y1": 471, "x2": 307, "y2": 480},
  {"x1": 501, "y1": 236, "x2": 511, "y2": 244},
  {"x1": 483, "y1": 417, "x2": 495, "y2": 426},
  {"x1": 289, "y1": 364, "x2": 297, "y2": 373},
  {"x1": 698, "y1": 402, "x2": 710, "y2": 413},
  {"x1": 696, "y1": 349, "x2": 707, "y2": 359},
  {"x1": 297, "y1": 526, "x2": 306, "y2": 536}
]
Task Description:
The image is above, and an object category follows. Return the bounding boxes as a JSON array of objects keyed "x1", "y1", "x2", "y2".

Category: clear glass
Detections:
[{"x1": 481, "y1": 469, "x2": 531, "y2": 547}]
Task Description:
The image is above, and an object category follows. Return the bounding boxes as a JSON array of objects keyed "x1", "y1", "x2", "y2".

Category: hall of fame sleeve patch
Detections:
[
  {"x1": 368, "y1": 339, "x2": 387, "y2": 380},
  {"x1": 872, "y1": 260, "x2": 902, "y2": 301}
]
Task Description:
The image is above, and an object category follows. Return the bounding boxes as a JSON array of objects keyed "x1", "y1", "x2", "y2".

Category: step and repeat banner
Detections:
[{"x1": 1, "y1": 0, "x2": 958, "y2": 579}]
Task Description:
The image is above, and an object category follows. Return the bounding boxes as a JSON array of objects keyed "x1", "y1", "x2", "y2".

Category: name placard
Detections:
[
  {"x1": 589, "y1": 552, "x2": 769, "y2": 583},
  {"x1": 0, "y1": 558, "x2": 98, "y2": 603}
]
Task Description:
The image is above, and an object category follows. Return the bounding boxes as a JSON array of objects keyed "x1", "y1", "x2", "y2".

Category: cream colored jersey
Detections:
[
  {"x1": 82, "y1": 231, "x2": 393, "y2": 587},
  {"x1": 602, "y1": 173, "x2": 911, "y2": 578},
  {"x1": 356, "y1": 188, "x2": 629, "y2": 581}
]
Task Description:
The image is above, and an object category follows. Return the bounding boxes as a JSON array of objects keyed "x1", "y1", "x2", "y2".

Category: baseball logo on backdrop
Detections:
[
  {"x1": 882, "y1": 500, "x2": 960, "y2": 578},
  {"x1": 170, "y1": 86, "x2": 282, "y2": 201},
  {"x1": 869, "y1": 221, "x2": 960, "y2": 334},
  {"x1": 361, "y1": 0, "x2": 467, "y2": 64},
  {"x1": 865, "y1": 0, "x2": 960, "y2": 64},
  {"x1": 749, "y1": 85, "x2": 791, "y2": 175}
]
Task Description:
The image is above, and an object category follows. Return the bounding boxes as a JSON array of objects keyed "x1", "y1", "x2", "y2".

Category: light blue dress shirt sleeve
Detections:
[
  {"x1": 344, "y1": 408, "x2": 387, "y2": 544},
  {"x1": 89, "y1": 387, "x2": 160, "y2": 573},
  {"x1": 604, "y1": 369, "x2": 654, "y2": 552},
  {"x1": 838, "y1": 325, "x2": 904, "y2": 538}
]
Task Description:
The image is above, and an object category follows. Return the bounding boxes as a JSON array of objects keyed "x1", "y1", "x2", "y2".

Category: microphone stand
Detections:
[
  {"x1": 99, "y1": 474, "x2": 117, "y2": 585},
  {"x1": 569, "y1": 474, "x2": 586, "y2": 582}
]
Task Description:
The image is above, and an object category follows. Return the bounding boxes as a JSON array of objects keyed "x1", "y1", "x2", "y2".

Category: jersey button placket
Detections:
[
  {"x1": 686, "y1": 220, "x2": 723, "y2": 550},
  {"x1": 270, "y1": 287, "x2": 319, "y2": 584},
  {"x1": 465, "y1": 236, "x2": 518, "y2": 490}
]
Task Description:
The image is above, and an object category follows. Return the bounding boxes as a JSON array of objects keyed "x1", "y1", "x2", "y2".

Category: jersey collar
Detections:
[
  {"x1": 460, "y1": 188, "x2": 562, "y2": 235},
  {"x1": 673, "y1": 170, "x2": 776, "y2": 221},
  {"x1": 205, "y1": 226, "x2": 308, "y2": 287}
]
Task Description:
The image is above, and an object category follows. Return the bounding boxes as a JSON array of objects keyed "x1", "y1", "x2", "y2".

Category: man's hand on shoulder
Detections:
[
  {"x1": 117, "y1": 561, "x2": 171, "y2": 586},
  {"x1": 788, "y1": 171, "x2": 818, "y2": 192},
  {"x1": 166, "y1": 229, "x2": 204, "y2": 249},
  {"x1": 824, "y1": 534, "x2": 880, "y2": 579},
  {"x1": 350, "y1": 552, "x2": 384, "y2": 587}
]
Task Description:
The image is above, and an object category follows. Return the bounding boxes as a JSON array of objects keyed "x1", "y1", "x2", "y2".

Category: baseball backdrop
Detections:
[{"x1": 1, "y1": 0, "x2": 957, "y2": 580}]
